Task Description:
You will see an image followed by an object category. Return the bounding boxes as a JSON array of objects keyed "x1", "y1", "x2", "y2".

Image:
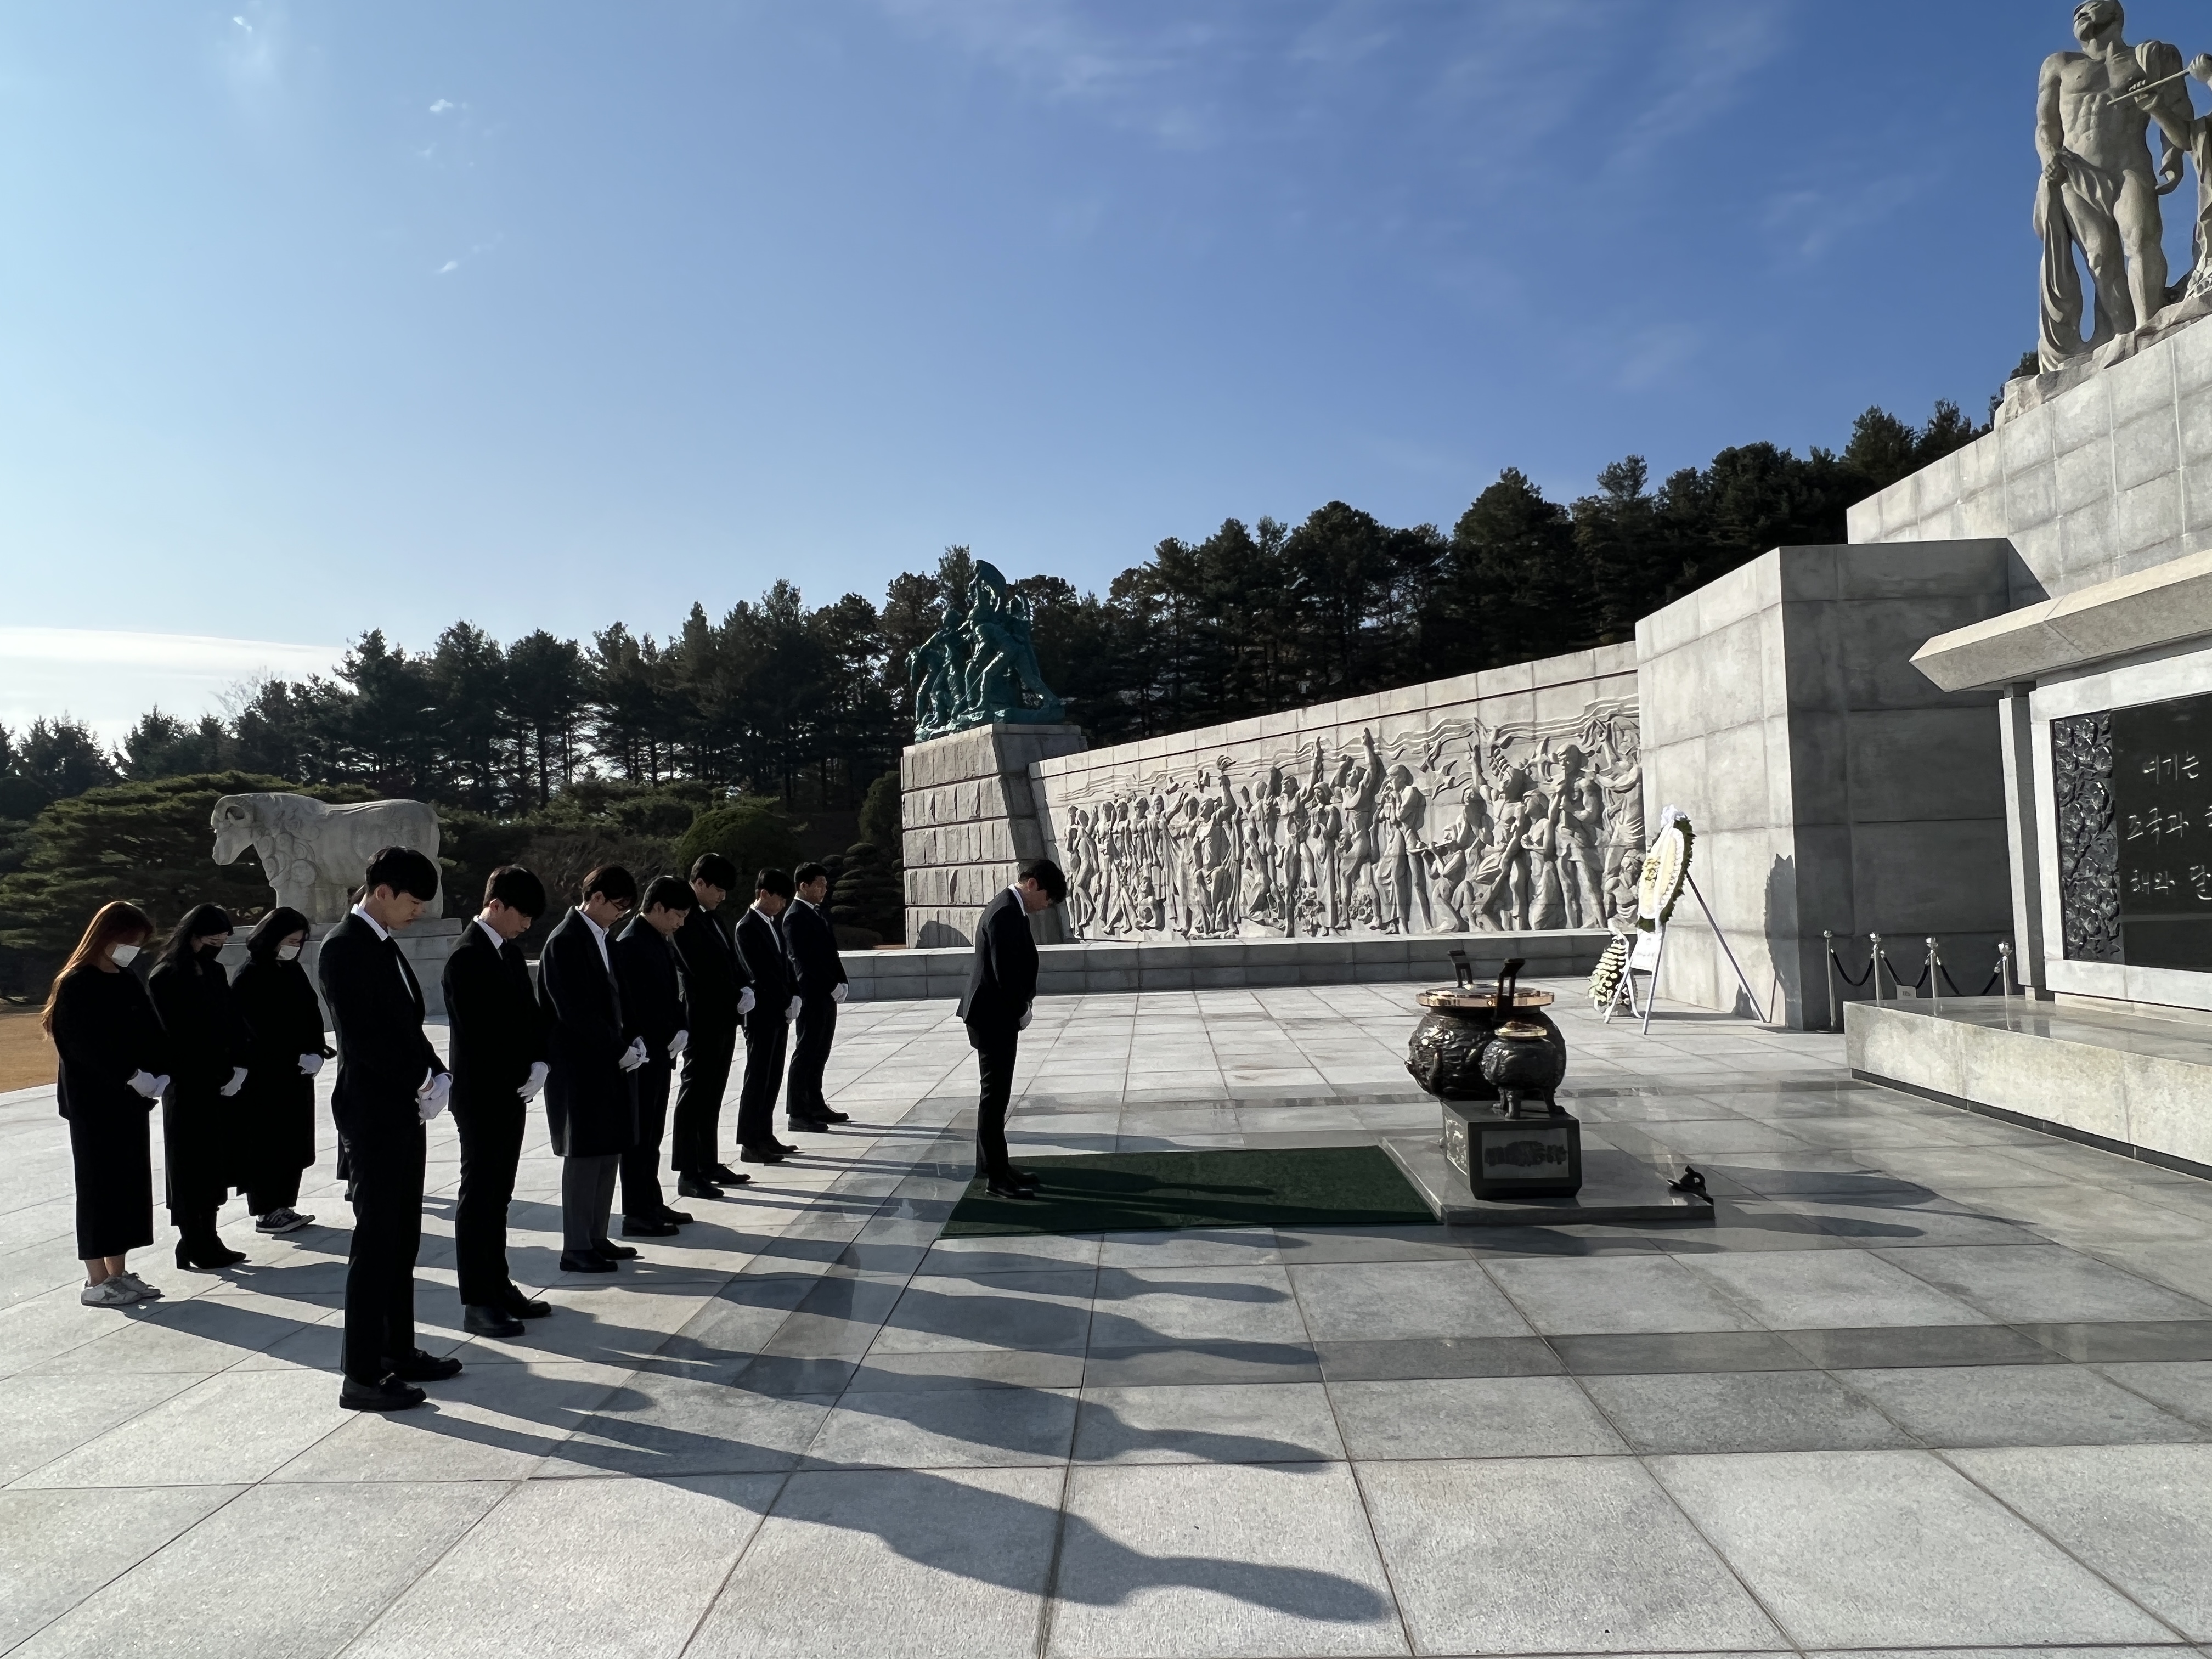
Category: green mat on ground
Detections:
[{"x1": 940, "y1": 1146, "x2": 1434, "y2": 1237}]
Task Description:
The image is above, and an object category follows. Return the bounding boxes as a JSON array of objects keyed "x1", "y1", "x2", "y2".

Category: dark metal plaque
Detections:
[{"x1": 2112, "y1": 690, "x2": 2212, "y2": 970}]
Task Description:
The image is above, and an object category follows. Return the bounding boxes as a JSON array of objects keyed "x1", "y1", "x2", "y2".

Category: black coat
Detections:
[
  {"x1": 53, "y1": 964, "x2": 167, "y2": 1121},
  {"x1": 52, "y1": 964, "x2": 167, "y2": 1258},
  {"x1": 958, "y1": 888, "x2": 1039, "y2": 1034},
  {"x1": 538, "y1": 909, "x2": 636, "y2": 1158},
  {"x1": 782, "y1": 898, "x2": 847, "y2": 1002},
  {"x1": 735, "y1": 907, "x2": 793, "y2": 1008},
  {"x1": 150, "y1": 951, "x2": 252, "y2": 1208},
  {"x1": 231, "y1": 953, "x2": 330, "y2": 1178},
  {"x1": 614, "y1": 918, "x2": 686, "y2": 1071},
  {"x1": 442, "y1": 920, "x2": 544, "y2": 1110},
  {"x1": 672, "y1": 904, "x2": 748, "y2": 1036},
  {"x1": 317, "y1": 912, "x2": 445, "y2": 1149}
]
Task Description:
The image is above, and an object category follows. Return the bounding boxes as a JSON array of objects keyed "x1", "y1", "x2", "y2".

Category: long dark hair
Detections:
[
  {"x1": 161, "y1": 904, "x2": 234, "y2": 967},
  {"x1": 40, "y1": 901, "x2": 153, "y2": 1034},
  {"x1": 246, "y1": 906, "x2": 312, "y2": 962}
]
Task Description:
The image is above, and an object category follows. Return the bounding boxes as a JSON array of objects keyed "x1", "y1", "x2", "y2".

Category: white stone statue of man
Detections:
[{"x1": 2036, "y1": 1, "x2": 2191, "y2": 368}]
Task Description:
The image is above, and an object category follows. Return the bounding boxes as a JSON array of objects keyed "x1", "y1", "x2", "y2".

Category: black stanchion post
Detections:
[{"x1": 1824, "y1": 930, "x2": 1840, "y2": 1032}]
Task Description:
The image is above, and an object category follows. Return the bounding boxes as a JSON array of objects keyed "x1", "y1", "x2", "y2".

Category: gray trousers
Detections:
[{"x1": 561, "y1": 1153, "x2": 619, "y2": 1254}]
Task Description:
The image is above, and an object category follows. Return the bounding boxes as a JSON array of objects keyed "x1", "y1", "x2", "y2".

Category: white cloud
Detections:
[
  {"x1": 232, "y1": 15, "x2": 251, "y2": 29},
  {"x1": 0, "y1": 628, "x2": 342, "y2": 747},
  {"x1": 429, "y1": 98, "x2": 455, "y2": 114},
  {"x1": 437, "y1": 259, "x2": 460, "y2": 274}
]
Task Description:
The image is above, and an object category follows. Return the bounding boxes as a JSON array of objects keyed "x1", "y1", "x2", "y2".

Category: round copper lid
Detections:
[{"x1": 1417, "y1": 986, "x2": 1555, "y2": 1010}]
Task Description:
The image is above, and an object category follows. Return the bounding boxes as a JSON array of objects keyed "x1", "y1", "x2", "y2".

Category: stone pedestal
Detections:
[
  {"x1": 1440, "y1": 1101, "x2": 1583, "y2": 1198},
  {"x1": 902, "y1": 723, "x2": 1090, "y2": 948}
]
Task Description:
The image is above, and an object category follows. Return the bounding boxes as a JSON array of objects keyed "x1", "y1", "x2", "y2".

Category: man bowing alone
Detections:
[{"x1": 956, "y1": 859, "x2": 1065, "y2": 1198}]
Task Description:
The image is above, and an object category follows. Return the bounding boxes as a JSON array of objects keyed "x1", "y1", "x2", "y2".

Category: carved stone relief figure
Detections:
[{"x1": 1045, "y1": 698, "x2": 1640, "y2": 940}]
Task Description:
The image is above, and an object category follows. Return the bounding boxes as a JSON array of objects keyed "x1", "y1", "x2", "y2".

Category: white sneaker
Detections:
[
  {"x1": 113, "y1": 1272, "x2": 162, "y2": 1301},
  {"x1": 255, "y1": 1209, "x2": 312, "y2": 1234},
  {"x1": 81, "y1": 1279, "x2": 138, "y2": 1308}
]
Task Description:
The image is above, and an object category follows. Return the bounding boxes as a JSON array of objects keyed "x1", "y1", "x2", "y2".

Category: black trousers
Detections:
[
  {"x1": 620, "y1": 1064, "x2": 673, "y2": 1218},
  {"x1": 787, "y1": 996, "x2": 837, "y2": 1117},
  {"x1": 452, "y1": 1092, "x2": 524, "y2": 1307},
  {"x1": 670, "y1": 1026, "x2": 735, "y2": 1175},
  {"x1": 736, "y1": 1012, "x2": 788, "y2": 1149},
  {"x1": 968, "y1": 1023, "x2": 1018, "y2": 1177},
  {"x1": 246, "y1": 1170, "x2": 302, "y2": 1214},
  {"x1": 342, "y1": 1121, "x2": 425, "y2": 1383}
]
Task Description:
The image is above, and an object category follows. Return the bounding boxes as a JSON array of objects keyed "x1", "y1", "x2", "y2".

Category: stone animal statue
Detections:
[{"x1": 210, "y1": 792, "x2": 441, "y2": 922}]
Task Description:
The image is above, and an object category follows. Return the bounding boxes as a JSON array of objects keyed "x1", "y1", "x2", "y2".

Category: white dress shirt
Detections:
[
  {"x1": 576, "y1": 907, "x2": 611, "y2": 972},
  {"x1": 350, "y1": 902, "x2": 415, "y2": 994},
  {"x1": 473, "y1": 916, "x2": 505, "y2": 951}
]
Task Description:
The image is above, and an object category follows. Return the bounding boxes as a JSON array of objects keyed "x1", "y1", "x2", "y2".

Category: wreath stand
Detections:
[{"x1": 1627, "y1": 874, "x2": 1768, "y2": 1033}]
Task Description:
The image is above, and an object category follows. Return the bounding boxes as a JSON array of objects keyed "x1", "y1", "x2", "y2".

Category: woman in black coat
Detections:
[
  {"x1": 43, "y1": 900, "x2": 169, "y2": 1307},
  {"x1": 230, "y1": 906, "x2": 330, "y2": 1235},
  {"x1": 149, "y1": 903, "x2": 252, "y2": 1269}
]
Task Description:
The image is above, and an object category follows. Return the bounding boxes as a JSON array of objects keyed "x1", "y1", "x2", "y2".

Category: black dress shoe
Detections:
[
  {"x1": 174, "y1": 1240, "x2": 247, "y2": 1271},
  {"x1": 985, "y1": 1176, "x2": 1039, "y2": 1200},
  {"x1": 592, "y1": 1240, "x2": 640, "y2": 1260},
  {"x1": 1005, "y1": 1167, "x2": 1042, "y2": 1190},
  {"x1": 462, "y1": 1304, "x2": 526, "y2": 1338},
  {"x1": 786, "y1": 1115, "x2": 830, "y2": 1133},
  {"x1": 739, "y1": 1145, "x2": 785, "y2": 1164},
  {"x1": 814, "y1": 1105, "x2": 851, "y2": 1124},
  {"x1": 560, "y1": 1252, "x2": 617, "y2": 1273},
  {"x1": 676, "y1": 1176, "x2": 725, "y2": 1199},
  {"x1": 708, "y1": 1163, "x2": 746, "y2": 1184},
  {"x1": 504, "y1": 1291, "x2": 552, "y2": 1318},
  {"x1": 770, "y1": 1138, "x2": 801, "y2": 1155},
  {"x1": 622, "y1": 1216, "x2": 680, "y2": 1238},
  {"x1": 390, "y1": 1349, "x2": 464, "y2": 1383},
  {"x1": 340, "y1": 1373, "x2": 426, "y2": 1412},
  {"x1": 659, "y1": 1207, "x2": 695, "y2": 1224}
]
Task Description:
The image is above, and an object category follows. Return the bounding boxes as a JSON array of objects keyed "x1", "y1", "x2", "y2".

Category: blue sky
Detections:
[{"x1": 1, "y1": 2, "x2": 2193, "y2": 735}]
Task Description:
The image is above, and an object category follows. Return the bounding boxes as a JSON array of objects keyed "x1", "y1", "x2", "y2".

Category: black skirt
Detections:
[{"x1": 69, "y1": 1103, "x2": 155, "y2": 1260}]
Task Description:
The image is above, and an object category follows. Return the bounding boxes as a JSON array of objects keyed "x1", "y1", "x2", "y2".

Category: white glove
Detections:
[
  {"x1": 219, "y1": 1066, "x2": 248, "y2": 1098},
  {"x1": 1018, "y1": 1007, "x2": 1033, "y2": 1031},
  {"x1": 127, "y1": 1069, "x2": 164, "y2": 1100},
  {"x1": 831, "y1": 983, "x2": 848, "y2": 1003},
  {"x1": 786, "y1": 995, "x2": 802, "y2": 1022},
  {"x1": 617, "y1": 1037, "x2": 649, "y2": 1073},
  {"x1": 668, "y1": 1029, "x2": 689, "y2": 1057},
  {"x1": 518, "y1": 1059, "x2": 549, "y2": 1102},
  {"x1": 297, "y1": 1053, "x2": 325, "y2": 1077},
  {"x1": 737, "y1": 987, "x2": 756, "y2": 1017},
  {"x1": 416, "y1": 1070, "x2": 450, "y2": 1121}
]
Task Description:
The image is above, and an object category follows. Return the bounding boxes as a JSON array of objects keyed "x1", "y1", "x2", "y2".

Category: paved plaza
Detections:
[{"x1": 3, "y1": 982, "x2": 2212, "y2": 1657}]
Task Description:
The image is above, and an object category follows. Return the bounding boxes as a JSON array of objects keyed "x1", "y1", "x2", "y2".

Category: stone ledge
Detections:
[
  {"x1": 1910, "y1": 546, "x2": 2212, "y2": 691},
  {"x1": 840, "y1": 930, "x2": 1612, "y2": 1001},
  {"x1": 1844, "y1": 996, "x2": 2212, "y2": 1171}
]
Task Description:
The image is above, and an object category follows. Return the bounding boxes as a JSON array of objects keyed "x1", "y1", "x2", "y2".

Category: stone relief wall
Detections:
[
  {"x1": 2053, "y1": 710, "x2": 2122, "y2": 963},
  {"x1": 1034, "y1": 659, "x2": 1641, "y2": 941}
]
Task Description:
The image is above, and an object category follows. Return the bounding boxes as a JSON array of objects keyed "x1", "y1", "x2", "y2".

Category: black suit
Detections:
[
  {"x1": 442, "y1": 919, "x2": 544, "y2": 1308},
  {"x1": 670, "y1": 903, "x2": 748, "y2": 1176},
  {"x1": 958, "y1": 888, "x2": 1039, "y2": 1178},
  {"x1": 782, "y1": 896, "x2": 847, "y2": 1121},
  {"x1": 613, "y1": 918, "x2": 685, "y2": 1219},
  {"x1": 539, "y1": 910, "x2": 637, "y2": 1254},
  {"x1": 318, "y1": 911, "x2": 445, "y2": 1384},
  {"x1": 733, "y1": 906, "x2": 792, "y2": 1149}
]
